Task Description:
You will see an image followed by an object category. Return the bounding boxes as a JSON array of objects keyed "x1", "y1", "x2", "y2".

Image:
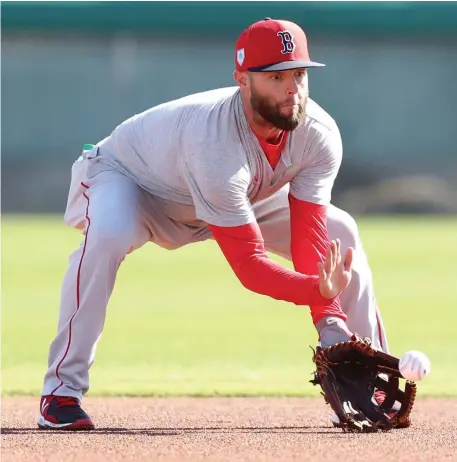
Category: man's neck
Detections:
[
  {"x1": 241, "y1": 93, "x2": 283, "y2": 144},
  {"x1": 251, "y1": 117, "x2": 284, "y2": 144}
]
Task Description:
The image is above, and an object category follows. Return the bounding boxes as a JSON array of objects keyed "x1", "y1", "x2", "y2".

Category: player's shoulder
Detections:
[
  {"x1": 128, "y1": 86, "x2": 239, "y2": 124},
  {"x1": 175, "y1": 87, "x2": 243, "y2": 151},
  {"x1": 292, "y1": 97, "x2": 342, "y2": 154},
  {"x1": 289, "y1": 98, "x2": 342, "y2": 162},
  {"x1": 161, "y1": 86, "x2": 239, "y2": 111},
  {"x1": 304, "y1": 98, "x2": 340, "y2": 135}
]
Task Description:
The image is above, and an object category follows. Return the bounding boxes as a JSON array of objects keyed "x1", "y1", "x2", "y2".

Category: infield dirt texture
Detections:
[
  {"x1": 2, "y1": 397, "x2": 457, "y2": 461},
  {"x1": 3, "y1": 217, "x2": 457, "y2": 460}
]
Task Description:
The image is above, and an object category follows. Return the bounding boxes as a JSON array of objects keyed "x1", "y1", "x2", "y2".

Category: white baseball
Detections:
[{"x1": 399, "y1": 350, "x2": 431, "y2": 381}]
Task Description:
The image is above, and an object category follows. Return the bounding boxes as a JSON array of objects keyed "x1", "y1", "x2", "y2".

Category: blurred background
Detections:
[
  {"x1": 2, "y1": 2, "x2": 457, "y2": 398},
  {"x1": 2, "y1": 0, "x2": 457, "y2": 214}
]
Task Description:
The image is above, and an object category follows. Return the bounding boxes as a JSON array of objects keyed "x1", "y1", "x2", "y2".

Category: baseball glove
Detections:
[{"x1": 310, "y1": 334, "x2": 417, "y2": 433}]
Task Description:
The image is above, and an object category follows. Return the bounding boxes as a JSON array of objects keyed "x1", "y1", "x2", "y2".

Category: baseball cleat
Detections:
[
  {"x1": 374, "y1": 390, "x2": 401, "y2": 417},
  {"x1": 38, "y1": 395, "x2": 95, "y2": 431},
  {"x1": 374, "y1": 389, "x2": 387, "y2": 405},
  {"x1": 330, "y1": 412, "x2": 342, "y2": 428},
  {"x1": 330, "y1": 391, "x2": 401, "y2": 428}
]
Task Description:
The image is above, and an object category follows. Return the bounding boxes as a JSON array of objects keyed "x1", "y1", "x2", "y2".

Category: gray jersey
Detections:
[
  {"x1": 94, "y1": 86, "x2": 342, "y2": 227},
  {"x1": 43, "y1": 88, "x2": 388, "y2": 403}
]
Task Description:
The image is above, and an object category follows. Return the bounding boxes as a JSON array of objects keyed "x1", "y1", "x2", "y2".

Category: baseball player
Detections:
[{"x1": 38, "y1": 18, "x2": 388, "y2": 431}]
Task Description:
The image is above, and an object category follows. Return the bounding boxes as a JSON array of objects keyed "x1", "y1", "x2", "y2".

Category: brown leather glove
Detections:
[{"x1": 310, "y1": 334, "x2": 417, "y2": 433}]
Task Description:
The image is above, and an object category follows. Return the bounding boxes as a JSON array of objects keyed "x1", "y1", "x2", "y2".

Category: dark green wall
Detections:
[
  {"x1": 2, "y1": 2, "x2": 457, "y2": 213},
  {"x1": 3, "y1": 1, "x2": 457, "y2": 36}
]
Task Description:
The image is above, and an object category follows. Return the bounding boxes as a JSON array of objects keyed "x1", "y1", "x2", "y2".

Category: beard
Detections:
[{"x1": 250, "y1": 87, "x2": 307, "y2": 131}]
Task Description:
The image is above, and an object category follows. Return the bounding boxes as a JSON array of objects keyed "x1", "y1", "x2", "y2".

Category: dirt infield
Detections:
[{"x1": 2, "y1": 397, "x2": 456, "y2": 461}]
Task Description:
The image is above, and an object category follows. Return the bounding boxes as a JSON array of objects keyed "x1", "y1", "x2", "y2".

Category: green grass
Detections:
[{"x1": 2, "y1": 214, "x2": 457, "y2": 397}]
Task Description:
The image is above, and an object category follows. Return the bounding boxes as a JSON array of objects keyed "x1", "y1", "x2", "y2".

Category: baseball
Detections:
[{"x1": 399, "y1": 350, "x2": 431, "y2": 381}]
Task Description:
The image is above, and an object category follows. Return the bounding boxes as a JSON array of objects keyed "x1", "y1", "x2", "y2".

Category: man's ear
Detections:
[{"x1": 233, "y1": 70, "x2": 249, "y2": 88}]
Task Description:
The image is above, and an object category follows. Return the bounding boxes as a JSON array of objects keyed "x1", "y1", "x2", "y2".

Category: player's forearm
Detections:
[
  {"x1": 231, "y1": 251, "x2": 329, "y2": 306},
  {"x1": 288, "y1": 194, "x2": 347, "y2": 324},
  {"x1": 209, "y1": 223, "x2": 335, "y2": 307}
]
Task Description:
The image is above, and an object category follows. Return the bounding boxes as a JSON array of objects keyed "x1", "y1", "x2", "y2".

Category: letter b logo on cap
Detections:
[{"x1": 277, "y1": 31, "x2": 296, "y2": 54}]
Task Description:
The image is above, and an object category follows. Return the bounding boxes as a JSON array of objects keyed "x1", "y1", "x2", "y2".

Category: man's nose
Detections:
[{"x1": 287, "y1": 79, "x2": 299, "y2": 95}]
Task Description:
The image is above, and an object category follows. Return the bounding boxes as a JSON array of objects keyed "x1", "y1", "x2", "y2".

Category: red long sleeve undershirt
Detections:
[
  {"x1": 288, "y1": 195, "x2": 346, "y2": 324},
  {"x1": 208, "y1": 196, "x2": 347, "y2": 325}
]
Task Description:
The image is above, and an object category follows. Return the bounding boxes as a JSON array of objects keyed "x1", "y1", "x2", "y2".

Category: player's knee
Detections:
[
  {"x1": 87, "y1": 222, "x2": 134, "y2": 257},
  {"x1": 328, "y1": 207, "x2": 360, "y2": 250}
]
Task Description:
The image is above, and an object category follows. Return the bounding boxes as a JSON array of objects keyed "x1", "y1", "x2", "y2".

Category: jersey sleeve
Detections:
[
  {"x1": 289, "y1": 123, "x2": 343, "y2": 205},
  {"x1": 182, "y1": 143, "x2": 255, "y2": 227}
]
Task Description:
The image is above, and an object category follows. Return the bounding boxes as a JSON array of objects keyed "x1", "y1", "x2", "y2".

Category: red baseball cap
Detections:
[{"x1": 235, "y1": 18, "x2": 325, "y2": 72}]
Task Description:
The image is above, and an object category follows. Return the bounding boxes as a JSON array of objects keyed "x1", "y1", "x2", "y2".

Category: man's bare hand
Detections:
[{"x1": 318, "y1": 239, "x2": 354, "y2": 299}]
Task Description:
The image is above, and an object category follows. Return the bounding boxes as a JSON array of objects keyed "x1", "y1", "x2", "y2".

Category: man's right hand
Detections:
[{"x1": 317, "y1": 238, "x2": 354, "y2": 300}]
